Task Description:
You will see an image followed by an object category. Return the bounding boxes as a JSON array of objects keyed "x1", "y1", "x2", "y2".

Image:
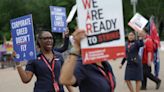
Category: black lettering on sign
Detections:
[
  {"x1": 91, "y1": 9, "x2": 103, "y2": 21},
  {"x1": 87, "y1": 29, "x2": 120, "y2": 46},
  {"x1": 92, "y1": 18, "x2": 117, "y2": 33}
]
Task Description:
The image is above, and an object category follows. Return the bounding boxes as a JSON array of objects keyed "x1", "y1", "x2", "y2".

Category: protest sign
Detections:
[
  {"x1": 10, "y1": 14, "x2": 36, "y2": 62},
  {"x1": 76, "y1": 0, "x2": 125, "y2": 64},
  {"x1": 50, "y1": 6, "x2": 67, "y2": 33},
  {"x1": 128, "y1": 13, "x2": 148, "y2": 31},
  {"x1": 67, "y1": 4, "x2": 77, "y2": 23}
]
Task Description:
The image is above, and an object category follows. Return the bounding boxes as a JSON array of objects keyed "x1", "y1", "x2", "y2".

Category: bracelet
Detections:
[
  {"x1": 69, "y1": 47, "x2": 80, "y2": 55},
  {"x1": 16, "y1": 63, "x2": 22, "y2": 67},
  {"x1": 69, "y1": 52, "x2": 79, "y2": 57}
]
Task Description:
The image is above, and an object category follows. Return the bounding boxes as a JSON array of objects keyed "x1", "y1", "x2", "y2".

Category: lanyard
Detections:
[
  {"x1": 41, "y1": 55, "x2": 60, "y2": 92},
  {"x1": 97, "y1": 66, "x2": 114, "y2": 92}
]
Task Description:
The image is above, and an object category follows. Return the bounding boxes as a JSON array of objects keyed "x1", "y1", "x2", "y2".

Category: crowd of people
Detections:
[
  {"x1": 0, "y1": 10, "x2": 153, "y2": 92},
  {"x1": 11, "y1": 26, "x2": 161, "y2": 92},
  {"x1": 0, "y1": 37, "x2": 16, "y2": 69},
  {"x1": 119, "y1": 29, "x2": 161, "y2": 92}
]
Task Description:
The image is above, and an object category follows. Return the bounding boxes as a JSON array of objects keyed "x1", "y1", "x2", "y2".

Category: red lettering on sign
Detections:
[
  {"x1": 82, "y1": 0, "x2": 91, "y2": 9},
  {"x1": 86, "y1": 23, "x2": 92, "y2": 34},
  {"x1": 86, "y1": 11, "x2": 91, "y2": 21}
]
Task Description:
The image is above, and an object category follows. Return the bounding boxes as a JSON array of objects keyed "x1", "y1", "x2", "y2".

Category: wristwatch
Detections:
[{"x1": 69, "y1": 47, "x2": 80, "y2": 56}]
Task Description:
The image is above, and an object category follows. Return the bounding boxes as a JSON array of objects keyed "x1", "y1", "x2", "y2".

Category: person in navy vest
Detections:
[
  {"x1": 15, "y1": 30, "x2": 73, "y2": 92},
  {"x1": 119, "y1": 31, "x2": 144, "y2": 92},
  {"x1": 60, "y1": 29, "x2": 116, "y2": 92}
]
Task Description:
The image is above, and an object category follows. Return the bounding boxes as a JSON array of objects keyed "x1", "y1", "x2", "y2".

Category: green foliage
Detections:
[
  {"x1": 123, "y1": 0, "x2": 164, "y2": 39},
  {"x1": 0, "y1": 0, "x2": 76, "y2": 42}
]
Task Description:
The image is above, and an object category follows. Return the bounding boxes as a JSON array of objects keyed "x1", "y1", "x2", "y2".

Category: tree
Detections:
[
  {"x1": 0, "y1": 0, "x2": 76, "y2": 42},
  {"x1": 123, "y1": 0, "x2": 164, "y2": 39},
  {"x1": 137, "y1": 0, "x2": 164, "y2": 39}
]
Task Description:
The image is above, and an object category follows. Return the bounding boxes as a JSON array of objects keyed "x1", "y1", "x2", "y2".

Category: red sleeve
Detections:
[{"x1": 145, "y1": 39, "x2": 154, "y2": 52}]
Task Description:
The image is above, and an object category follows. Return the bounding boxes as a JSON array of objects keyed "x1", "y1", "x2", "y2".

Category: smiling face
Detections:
[
  {"x1": 128, "y1": 32, "x2": 135, "y2": 41},
  {"x1": 38, "y1": 31, "x2": 54, "y2": 52}
]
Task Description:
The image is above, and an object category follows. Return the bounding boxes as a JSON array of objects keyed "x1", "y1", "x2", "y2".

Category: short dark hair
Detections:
[{"x1": 129, "y1": 31, "x2": 136, "y2": 35}]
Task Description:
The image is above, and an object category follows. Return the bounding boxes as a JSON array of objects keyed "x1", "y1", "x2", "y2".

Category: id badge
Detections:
[{"x1": 53, "y1": 82, "x2": 59, "y2": 92}]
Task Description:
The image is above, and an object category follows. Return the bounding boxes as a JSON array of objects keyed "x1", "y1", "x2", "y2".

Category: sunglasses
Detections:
[{"x1": 39, "y1": 37, "x2": 53, "y2": 40}]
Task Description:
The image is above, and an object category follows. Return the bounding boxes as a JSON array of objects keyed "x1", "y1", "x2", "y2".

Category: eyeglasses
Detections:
[{"x1": 39, "y1": 37, "x2": 53, "y2": 40}]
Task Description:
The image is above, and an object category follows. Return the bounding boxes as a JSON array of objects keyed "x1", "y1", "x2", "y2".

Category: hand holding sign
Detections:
[
  {"x1": 62, "y1": 28, "x2": 69, "y2": 38},
  {"x1": 72, "y1": 29, "x2": 86, "y2": 46},
  {"x1": 70, "y1": 29, "x2": 86, "y2": 56}
]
